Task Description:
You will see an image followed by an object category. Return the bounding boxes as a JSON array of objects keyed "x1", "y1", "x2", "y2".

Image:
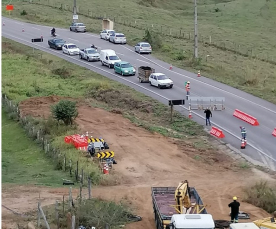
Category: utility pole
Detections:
[
  {"x1": 73, "y1": 0, "x2": 77, "y2": 23},
  {"x1": 194, "y1": 0, "x2": 198, "y2": 59}
]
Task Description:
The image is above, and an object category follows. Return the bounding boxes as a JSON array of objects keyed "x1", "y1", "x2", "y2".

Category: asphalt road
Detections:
[{"x1": 2, "y1": 17, "x2": 276, "y2": 171}]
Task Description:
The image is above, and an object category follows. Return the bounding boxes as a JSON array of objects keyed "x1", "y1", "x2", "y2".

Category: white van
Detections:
[
  {"x1": 100, "y1": 49, "x2": 121, "y2": 68},
  {"x1": 230, "y1": 223, "x2": 259, "y2": 229}
]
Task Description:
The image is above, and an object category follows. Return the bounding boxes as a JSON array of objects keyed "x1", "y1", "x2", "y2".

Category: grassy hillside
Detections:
[
  {"x1": 2, "y1": 0, "x2": 276, "y2": 104},
  {"x1": 2, "y1": 111, "x2": 71, "y2": 186}
]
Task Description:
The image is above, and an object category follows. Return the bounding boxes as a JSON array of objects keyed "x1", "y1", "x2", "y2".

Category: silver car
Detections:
[
  {"x1": 109, "y1": 33, "x2": 127, "y2": 44},
  {"x1": 134, "y1": 42, "x2": 152, "y2": 54},
  {"x1": 70, "y1": 23, "x2": 86, "y2": 32}
]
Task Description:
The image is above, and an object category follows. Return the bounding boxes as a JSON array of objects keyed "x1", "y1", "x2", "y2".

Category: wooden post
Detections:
[
  {"x1": 81, "y1": 169, "x2": 84, "y2": 184},
  {"x1": 69, "y1": 159, "x2": 72, "y2": 176},
  {"x1": 37, "y1": 202, "x2": 41, "y2": 227},
  {"x1": 71, "y1": 215, "x2": 75, "y2": 229},
  {"x1": 39, "y1": 205, "x2": 51, "y2": 229},
  {"x1": 170, "y1": 104, "x2": 173, "y2": 123},
  {"x1": 69, "y1": 187, "x2": 72, "y2": 208},
  {"x1": 63, "y1": 195, "x2": 65, "y2": 215},
  {"x1": 55, "y1": 201, "x2": 59, "y2": 224},
  {"x1": 79, "y1": 184, "x2": 82, "y2": 201},
  {"x1": 76, "y1": 161, "x2": 79, "y2": 181},
  {"x1": 88, "y1": 177, "x2": 91, "y2": 199},
  {"x1": 209, "y1": 35, "x2": 212, "y2": 44},
  {"x1": 64, "y1": 156, "x2": 66, "y2": 171}
]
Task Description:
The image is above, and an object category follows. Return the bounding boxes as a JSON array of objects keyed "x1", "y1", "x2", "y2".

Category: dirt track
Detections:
[{"x1": 2, "y1": 96, "x2": 274, "y2": 228}]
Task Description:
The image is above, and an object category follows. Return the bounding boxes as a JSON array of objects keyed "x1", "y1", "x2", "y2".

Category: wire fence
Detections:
[
  {"x1": 2, "y1": 94, "x2": 98, "y2": 188},
  {"x1": 13, "y1": 0, "x2": 276, "y2": 65}
]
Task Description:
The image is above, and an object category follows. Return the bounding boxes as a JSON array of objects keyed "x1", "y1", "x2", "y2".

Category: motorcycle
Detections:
[
  {"x1": 51, "y1": 31, "x2": 56, "y2": 37},
  {"x1": 91, "y1": 44, "x2": 98, "y2": 51}
]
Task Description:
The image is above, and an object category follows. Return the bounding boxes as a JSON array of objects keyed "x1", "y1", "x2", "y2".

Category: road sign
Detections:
[
  {"x1": 168, "y1": 100, "x2": 185, "y2": 106},
  {"x1": 6, "y1": 5, "x2": 14, "y2": 11},
  {"x1": 32, "y1": 38, "x2": 43, "y2": 42},
  {"x1": 73, "y1": 15, "x2": 78, "y2": 20},
  {"x1": 97, "y1": 151, "x2": 115, "y2": 159}
]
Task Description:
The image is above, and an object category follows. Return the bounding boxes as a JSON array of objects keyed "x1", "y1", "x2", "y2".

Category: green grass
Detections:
[
  {"x1": 2, "y1": 0, "x2": 276, "y2": 104},
  {"x1": 1, "y1": 110, "x2": 71, "y2": 186}
]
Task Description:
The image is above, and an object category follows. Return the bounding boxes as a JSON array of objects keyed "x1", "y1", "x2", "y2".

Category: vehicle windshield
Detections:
[
  {"x1": 109, "y1": 56, "x2": 120, "y2": 60},
  {"x1": 54, "y1": 39, "x2": 65, "y2": 43},
  {"x1": 108, "y1": 31, "x2": 115, "y2": 34},
  {"x1": 68, "y1": 45, "x2": 77, "y2": 49},
  {"x1": 116, "y1": 35, "x2": 125, "y2": 37},
  {"x1": 142, "y1": 43, "x2": 150, "y2": 47},
  {"x1": 121, "y1": 63, "x2": 132, "y2": 68},
  {"x1": 157, "y1": 75, "x2": 168, "y2": 80},
  {"x1": 87, "y1": 49, "x2": 97, "y2": 54}
]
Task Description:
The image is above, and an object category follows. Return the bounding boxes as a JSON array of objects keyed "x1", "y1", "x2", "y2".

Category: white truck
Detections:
[
  {"x1": 100, "y1": 49, "x2": 121, "y2": 68},
  {"x1": 79, "y1": 48, "x2": 100, "y2": 62}
]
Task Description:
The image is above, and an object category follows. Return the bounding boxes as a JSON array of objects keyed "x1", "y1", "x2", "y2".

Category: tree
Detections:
[{"x1": 51, "y1": 100, "x2": 78, "y2": 125}]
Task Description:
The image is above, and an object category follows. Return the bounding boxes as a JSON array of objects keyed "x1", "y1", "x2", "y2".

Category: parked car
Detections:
[
  {"x1": 114, "y1": 61, "x2": 136, "y2": 76},
  {"x1": 48, "y1": 38, "x2": 66, "y2": 50},
  {"x1": 134, "y1": 42, "x2": 152, "y2": 54},
  {"x1": 100, "y1": 29, "x2": 115, "y2": 40},
  {"x1": 149, "y1": 73, "x2": 173, "y2": 88},
  {"x1": 109, "y1": 33, "x2": 127, "y2": 44},
  {"x1": 79, "y1": 48, "x2": 100, "y2": 62},
  {"x1": 100, "y1": 49, "x2": 121, "y2": 68},
  {"x1": 62, "y1": 43, "x2": 80, "y2": 55},
  {"x1": 70, "y1": 22, "x2": 86, "y2": 32}
]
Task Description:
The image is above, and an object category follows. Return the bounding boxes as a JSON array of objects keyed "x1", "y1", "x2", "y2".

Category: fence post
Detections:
[
  {"x1": 69, "y1": 187, "x2": 72, "y2": 208},
  {"x1": 71, "y1": 215, "x2": 75, "y2": 229},
  {"x1": 81, "y1": 169, "x2": 84, "y2": 184},
  {"x1": 88, "y1": 177, "x2": 91, "y2": 199},
  {"x1": 55, "y1": 201, "x2": 59, "y2": 224},
  {"x1": 76, "y1": 161, "x2": 79, "y2": 181},
  {"x1": 79, "y1": 184, "x2": 82, "y2": 201},
  {"x1": 69, "y1": 159, "x2": 72, "y2": 176},
  {"x1": 209, "y1": 35, "x2": 212, "y2": 44},
  {"x1": 64, "y1": 156, "x2": 66, "y2": 171},
  {"x1": 63, "y1": 195, "x2": 65, "y2": 215},
  {"x1": 37, "y1": 202, "x2": 41, "y2": 227}
]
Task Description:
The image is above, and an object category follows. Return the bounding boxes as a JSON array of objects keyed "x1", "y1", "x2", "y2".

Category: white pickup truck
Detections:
[{"x1": 79, "y1": 48, "x2": 100, "y2": 62}]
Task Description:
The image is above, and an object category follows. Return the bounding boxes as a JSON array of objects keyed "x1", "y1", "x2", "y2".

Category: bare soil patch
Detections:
[{"x1": 3, "y1": 96, "x2": 273, "y2": 228}]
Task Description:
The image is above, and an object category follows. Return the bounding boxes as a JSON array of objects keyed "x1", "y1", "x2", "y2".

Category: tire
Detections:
[
  {"x1": 150, "y1": 81, "x2": 152, "y2": 86},
  {"x1": 138, "y1": 50, "x2": 141, "y2": 54},
  {"x1": 149, "y1": 52, "x2": 152, "y2": 54},
  {"x1": 121, "y1": 71, "x2": 124, "y2": 76},
  {"x1": 158, "y1": 84, "x2": 161, "y2": 89},
  {"x1": 79, "y1": 54, "x2": 82, "y2": 59},
  {"x1": 170, "y1": 85, "x2": 173, "y2": 88},
  {"x1": 101, "y1": 61, "x2": 104, "y2": 66},
  {"x1": 70, "y1": 28, "x2": 72, "y2": 31},
  {"x1": 139, "y1": 78, "x2": 142, "y2": 83},
  {"x1": 114, "y1": 69, "x2": 117, "y2": 74},
  {"x1": 108, "y1": 64, "x2": 111, "y2": 69}
]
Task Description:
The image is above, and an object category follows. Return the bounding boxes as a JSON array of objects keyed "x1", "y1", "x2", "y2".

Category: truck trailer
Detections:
[{"x1": 152, "y1": 181, "x2": 215, "y2": 229}]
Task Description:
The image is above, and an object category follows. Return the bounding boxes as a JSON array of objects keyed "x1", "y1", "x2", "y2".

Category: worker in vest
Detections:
[
  {"x1": 185, "y1": 81, "x2": 190, "y2": 100},
  {"x1": 228, "y1": 196, "x2": 240, "y2": 223},
  {"x1": 240, "y1": 126, "x2": 247, "y2": 140}
]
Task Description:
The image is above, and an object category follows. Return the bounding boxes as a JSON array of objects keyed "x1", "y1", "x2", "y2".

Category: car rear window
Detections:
[
  {"x1": 116, "y1": 35, "x2": 125, "y2": 37},
  {"x1": 77, "y1": 23, "x2": 84, "y2": 26},
  {"x1": 142, "y1": 44, "x2": 150, "y2": 47}
]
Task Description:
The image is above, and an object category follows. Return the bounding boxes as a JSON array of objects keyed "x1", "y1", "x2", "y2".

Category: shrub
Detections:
[
  {"x1": 143, "y1": 29, "x2": 162, "y2": 50},
  {"x1": 20, "y1": 10, "x2": 27, "y2": 16},
  {"x1": 243, "y1": 181, "x2": 276, "y2": 213},
  {"x1": 51, "y1": 100, "x2": 78, "y2": 125}
]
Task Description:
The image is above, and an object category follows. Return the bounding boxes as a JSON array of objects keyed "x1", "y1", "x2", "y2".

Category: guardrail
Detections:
[{"x1": 188, "y1": 97, "x2": 225, "y2": 111}]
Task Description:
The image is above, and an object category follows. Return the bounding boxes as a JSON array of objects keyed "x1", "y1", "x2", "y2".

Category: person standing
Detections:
[
  {"x1": 204, "y1": 108, "x2": 212, "y2": 126},
  {"x1": 240, "y1": 126, "x2": 247, "y2": 140},
  {"x1": 228, "y1": 196, "x2": 240, "y2": 223},
  {"x1": 185, "y1": 81, "x2": 190, "y2": 100}
]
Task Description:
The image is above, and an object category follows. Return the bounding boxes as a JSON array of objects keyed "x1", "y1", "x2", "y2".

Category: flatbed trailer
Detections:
[
  {"x1": 138, "y1": 66, "x2": 155, "y2": 83},
  {"x1": 152, "y1": 187, "x2": 208, "y2": 229}
]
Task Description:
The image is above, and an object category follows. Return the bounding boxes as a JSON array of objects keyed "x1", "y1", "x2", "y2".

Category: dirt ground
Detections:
[{"x1": 2, "y1": 96, "x2": 275, "y2": 229}]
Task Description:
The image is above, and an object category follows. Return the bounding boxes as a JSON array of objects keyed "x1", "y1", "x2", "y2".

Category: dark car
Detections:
[{"x1": 48, "y1": 38, "x2": 66, "y2": 50}]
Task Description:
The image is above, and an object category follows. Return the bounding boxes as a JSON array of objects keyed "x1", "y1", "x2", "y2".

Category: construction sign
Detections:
[
  {"x1": 97, "y1": 151, "x2": 115, "y2": 159},
  {"x1": 88, "y1": 138, "x2": 105, "y2": 143},
  {"x1": 6, "y1": 5, "x2": 14, "y2": 11}
]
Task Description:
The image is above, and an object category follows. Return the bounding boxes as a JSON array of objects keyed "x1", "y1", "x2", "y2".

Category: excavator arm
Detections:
[{"x1": 173, "y1": 180, "x2": 192, "y2": 214}]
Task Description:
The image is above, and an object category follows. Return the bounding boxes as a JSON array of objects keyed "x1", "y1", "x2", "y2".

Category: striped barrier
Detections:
[
  {"x1": 233, "y1": 109, "x2": 259, "y2": 126},
  {"x1": 210, "y1": 126, "x2": 225, "y2": 138}
]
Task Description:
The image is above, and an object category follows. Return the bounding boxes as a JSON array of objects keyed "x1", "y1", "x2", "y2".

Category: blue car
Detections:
[{"x1": 114, "y1": 61, "x2": 136, "y2": 76}]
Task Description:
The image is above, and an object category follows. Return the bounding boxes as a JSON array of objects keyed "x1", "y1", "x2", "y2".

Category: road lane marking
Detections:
[
  {"x1": 137, "y1": 59, "x2": 148, "y2": 64},
  {"x1": 3, "y1": 32, "x2": 276, "y2": 170},
  {"x1": 68, "y1": 38, "x2": 79, "y2": 42},
  {"x1": 32, "y1": 27, "x2": 41, "y2": 30},
  {"x1": 116, "y1": 52, "x2": 124, "y2": 56}
]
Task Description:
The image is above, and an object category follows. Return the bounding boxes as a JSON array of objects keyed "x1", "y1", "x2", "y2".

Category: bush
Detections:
[
  {"x1": 143, "y1": 29, "x2": 162, "y2": 50},
  {"x1": 51, "y1": 100, "x2": 78, "y2": 125},
  {"x1": 243, "y1": 181, "x2": 276, "y2": 213},
  {"x1": 20, "y1": 10, "x2": 27, "y2": 16}
]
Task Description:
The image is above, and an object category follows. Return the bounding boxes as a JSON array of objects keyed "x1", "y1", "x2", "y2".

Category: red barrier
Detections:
[
  {"x1": 233, "y1": 109, "x2": 259, "y2": 126},
  {"x1": 64, "y1": 136, "x2": 72, "y2": 143},
  {"x1": 210, "y1": 126, "x2": 225, "y2": 138},
  {"x1": 272, "y1": 128, "x2": 276, "y2": 137}
]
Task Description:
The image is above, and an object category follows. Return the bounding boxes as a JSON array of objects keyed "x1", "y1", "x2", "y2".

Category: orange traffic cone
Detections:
[
  {"x1": 169, "y1": 64, "x2": 172, "y2": 70},
  {"x1": 103, "y1": 163, "x2": 109, "y2": 174},
  {"x1": 240, "y1": 139, "x2": 246, "y2": 149},
  {"x1": 41, "y1": 35, "x2": 43, "y2": 39},
  {"x1": 22, "y1": 28, "x2": 25, "y2": 32},
  {"x1": 197, "y1": 70, "x2": 201, "y2": 77},
  {"x1": 188, "y1": 110, "x2": 192, "y2": 119}
]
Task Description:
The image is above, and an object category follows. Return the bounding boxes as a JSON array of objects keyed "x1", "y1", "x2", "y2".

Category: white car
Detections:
[
  {"x1": 100, "y1": 29, "x2": 115, "y2": 40},
  {"x1": 109, "y1": 33, "x2": 127, "y2": 44},
  {"x1": 149, "y1": 73, "x2": 173, "y2": 89},
  {"x1": 62, "y1": 43, "x2": 80, "y2": 55},
  {"x1": 134, "y1": 42, "x2": 152, "y2": 54}
]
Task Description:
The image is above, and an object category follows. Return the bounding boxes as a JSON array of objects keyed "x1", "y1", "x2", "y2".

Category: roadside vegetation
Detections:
[
  {"x1": 243, "y1": 181, "x2": 276, "y2": 213},
  {"x1": 1, "y1": 110, "x2": 71, "y2": 186},
  {"x1": 2, "y1": 0, "x2": 276, "y2": 104}
]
